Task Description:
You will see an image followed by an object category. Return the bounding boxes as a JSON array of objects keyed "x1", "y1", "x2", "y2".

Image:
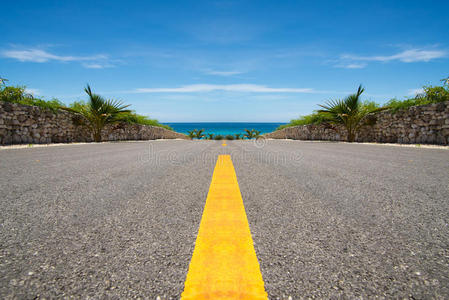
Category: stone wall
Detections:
[
  {"x1": 0, "y1": 101, "x2": 187, "y2": 145},
  {"x1": 264, "y1": 101, "x2": 449, "y2": 145}
]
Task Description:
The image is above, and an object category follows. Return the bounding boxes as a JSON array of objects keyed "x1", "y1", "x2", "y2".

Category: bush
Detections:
[
  {"x1": 385, "y1": 98, "x2": 425, "y2": 112},
  {"x1": 0, "y1": 82, "x2": 173, "y2": 132},
  {"x1": 117, "y1": 111, "x2": 173, "y2": 130},
  {"x1": 69, "y1": 101, "x2": 172, "y2": 130},
  {"x1": 422, "y1": 85, "x2": 449, "y2": 102},
  {"x1": 278, "y1": 83, "x2": 449, "y2": 130},
  {"x1": 214, "y1": 135, "x2": 224, "y2": 140},
  {"x1": 0, "y1": 85, "x2": 64, "y2": 112},
  {"x1": 277, "y1": 112, "x2": 331, "y2": 130},
  {"x1": 386, "y1": 85, "x2": 449, "y2": 112},
  {"x1": 225, "y1": 135, "x2": 234, "y2": 140}
]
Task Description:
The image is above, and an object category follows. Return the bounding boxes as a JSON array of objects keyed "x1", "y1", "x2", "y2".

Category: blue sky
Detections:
[{"x1": 2, "y1": 0, "x2": 448, "y2": 122}]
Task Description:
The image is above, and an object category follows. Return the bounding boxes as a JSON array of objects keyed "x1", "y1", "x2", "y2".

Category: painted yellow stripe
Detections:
[{"x1": 182, "y1": 155, "x2": 267, "y2": 300}]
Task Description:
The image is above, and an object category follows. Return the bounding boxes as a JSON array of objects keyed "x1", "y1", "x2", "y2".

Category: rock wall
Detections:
[
  {"x1": 264, "y1": 101, "x2": 449, "y2": 145},
  {"x1": 0, "y1": 101, "x2": 187, "y2": 145}
]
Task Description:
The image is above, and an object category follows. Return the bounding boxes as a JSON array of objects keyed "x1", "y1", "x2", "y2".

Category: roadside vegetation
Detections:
[
  {"x1": 187, "y1": 129, "x2": 205, "y2": 139},
  {"x1": 187, "y1": 129, "x2": 261, "y2": 140},
  {"x1": 277, "y1": 80, "x2": 449, "y2": 141},
  {"x1": 244, "y1": 129, "x2": 261, "y2": 139},
  {"x1": 62, "y1": 85, "x2": 132, "y2": 142},
  {"x1": 317, "y1": 85, "x2": 386, "y2": 142},
  {"x1": 385, "y1": 84, "x2": 449, "y2": 112},
  {"x1": 0, "y1": 79, "x2": 172, "y2": 138},
  {"x1": 0, "y1": 85, "x2": 64, "y2": 112}
]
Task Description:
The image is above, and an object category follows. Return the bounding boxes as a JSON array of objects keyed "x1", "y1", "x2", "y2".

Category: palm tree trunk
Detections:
[
  {"x1": 347, "y1": 130, "x2": 355, "y2": 142},
  {"x1": 93, "y1": 127, "x2": 102, "y2": 142}
]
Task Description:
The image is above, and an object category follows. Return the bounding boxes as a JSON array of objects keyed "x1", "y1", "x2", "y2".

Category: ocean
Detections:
[{"x1": 164, "y1": 122, "x2": 285, "y2": 136}]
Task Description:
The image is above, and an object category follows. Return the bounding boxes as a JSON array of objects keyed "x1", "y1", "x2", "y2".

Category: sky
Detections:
[{"x1": 1, "y1": 0, "x2": 448, "y2": 122}]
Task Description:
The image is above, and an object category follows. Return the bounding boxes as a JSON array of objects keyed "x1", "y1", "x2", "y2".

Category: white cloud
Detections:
[
  {"x1": 24, "y1": 88, "x2": 40, "y2": 95},
  {"x1": 336, "y1": 63, "x2": 367, "y2": 69},
  {"x1": 205, "y1": 70, "x2": 244, "y2": 76},
  {"x1": 133, "y1": 84, "x2": 315, "y2": 93},
  {"x1": 1, "y1": 48, "x2": 107, "y2": 63},
  {"x1": 342, "y1": 49, "x2": 446, "y2": 63},
  {"x1": 408, "y1": 88, "x2": 424, "y2": 96},
  {"x1": 82, "y1": 63, "x2": 113, "y2": 69}
]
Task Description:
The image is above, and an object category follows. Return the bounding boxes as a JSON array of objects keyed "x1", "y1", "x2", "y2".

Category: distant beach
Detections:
[{"x1": 164, "y1": 122, "x2": 286, "y2": 136}]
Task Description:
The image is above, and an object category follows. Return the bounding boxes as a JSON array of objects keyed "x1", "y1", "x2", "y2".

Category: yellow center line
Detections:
[{"x1": 182, "y1": 155, "x2": 267, "y2": 300}]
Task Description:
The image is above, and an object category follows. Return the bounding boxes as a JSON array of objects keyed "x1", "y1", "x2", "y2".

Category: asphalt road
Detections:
[{"x1": 1, "y1": 140, "x2": 448, "y2": 299}]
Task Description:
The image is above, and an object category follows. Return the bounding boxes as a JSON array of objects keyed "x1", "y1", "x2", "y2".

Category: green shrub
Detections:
[
  {"x1": 277, "y1": 112, "x2": 330, "y2": 130},
  {"x1": 386, "y1": 85, "x2": 449, "y2": 112},
  {"x1": 278, "y1": 83, "x2": 449, "y2": 130},
  {"x1": 117, "y1": 111, "x2": 173, "y2": 130},
  {"x1": 422, "y1": 85, "x2": 449, "y2": 102},
  {"x1": 214, "y1": 135, "x2": 224, "y2": 140},
  {"x1": 1, "y1": 82, "x2": 174, "y2": 133},
  {"x1": 69, "y1": 101, "x2": 172, "y2": 130},
  {"x1": 0, "y1": 85, "x2": 64, "y2": 112},
  {"x1": 225, "y1": 135, "x2": 234, "y2": 140},
  {"x1": 385, "y1": 98, "x2": 424, "y2": 112}
]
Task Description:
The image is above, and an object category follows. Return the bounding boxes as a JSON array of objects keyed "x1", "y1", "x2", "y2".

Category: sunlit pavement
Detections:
[{"x1": 1, "y1": 140, "x2": 448, "y2": 299}]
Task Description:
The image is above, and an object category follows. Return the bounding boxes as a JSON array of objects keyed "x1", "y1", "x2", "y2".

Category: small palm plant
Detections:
[
  {"x1": 206, "y1": 133, "x2": 215, "y2": 140},
  {"x1": 317, "y1": 85, "x2": 384, "y2": 142},
  {"x1": 64, "y1": 85, "x2": 131, "y2": 142},
  {"x1": 187, "y1": 130, "x2": 196, "y2": 139},
  {"x1": 187, "y1": 129, "x2": 205, "y2": 139},
  {"x1": 244, "y1": 129, "x2": 261, "y2": 139},
  {"x1": 195, "y1": 129, "x2": 205, "y2": 139},
  {"x1": 234, "y1": 133, "x2": 242, "y2": 140}
]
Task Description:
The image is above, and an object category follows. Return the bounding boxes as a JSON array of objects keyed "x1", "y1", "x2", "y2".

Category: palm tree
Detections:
[
  {"x1": 234, "y1": 133, "x2": 242, "y2": 140},
  {"x1": 64, "y1": 85, "x2": 131, "y2": 142},
  {"x1": 243, "y1": 129, "x2": 261, "y2": 139},
  {"x1": 206, "y1": 133, "x2": 215, "y2": 140},
  {"x1": 187, "y1": 129, "x2": 205, "y2": 140},
  {"x1": 187, "y1": 130, "x2": 196, "y2": 139},
  {"x1": 317, "y1": 85, "x2": 383, "y2": 142},
  {"x1": 195, "y1": 129, "x2": 205, "y2": 139}
]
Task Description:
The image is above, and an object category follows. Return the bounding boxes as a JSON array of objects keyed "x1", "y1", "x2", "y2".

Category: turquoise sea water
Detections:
[{"x1": 164, "y1": 122, "x2": 285, "y2": 136}]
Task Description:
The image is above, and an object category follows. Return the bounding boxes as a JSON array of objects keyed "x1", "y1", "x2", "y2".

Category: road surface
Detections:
[{"x1": 1, "y1": 140, "x2": 448, "y2": 299}]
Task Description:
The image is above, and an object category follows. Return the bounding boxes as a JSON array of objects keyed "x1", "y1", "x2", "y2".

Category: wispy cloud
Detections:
[
  {"x1": 342, "y1": 48, "x2": 446, "y2": 63},
  {"x1": 133, "y1": 84, "x2": 315, "y2": 93},
  {"x1": 335, "y1": 63, "x2": 367, "y2": 69},
  {"x1": 408, "y1": 88, "x2": 424, "y2": 96},
  {"x1": 205, "y1": 70, "x2": 244, "y2": 76},
  {"x1": 1, "y1": 48, "x2": 112, "y2": 69},
  {"x1": 2, "y1": 48, "x2": 106, "y2": 63},
  {"x1": 82, "y1": 62, "x2": 114, "y2": 69}
]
